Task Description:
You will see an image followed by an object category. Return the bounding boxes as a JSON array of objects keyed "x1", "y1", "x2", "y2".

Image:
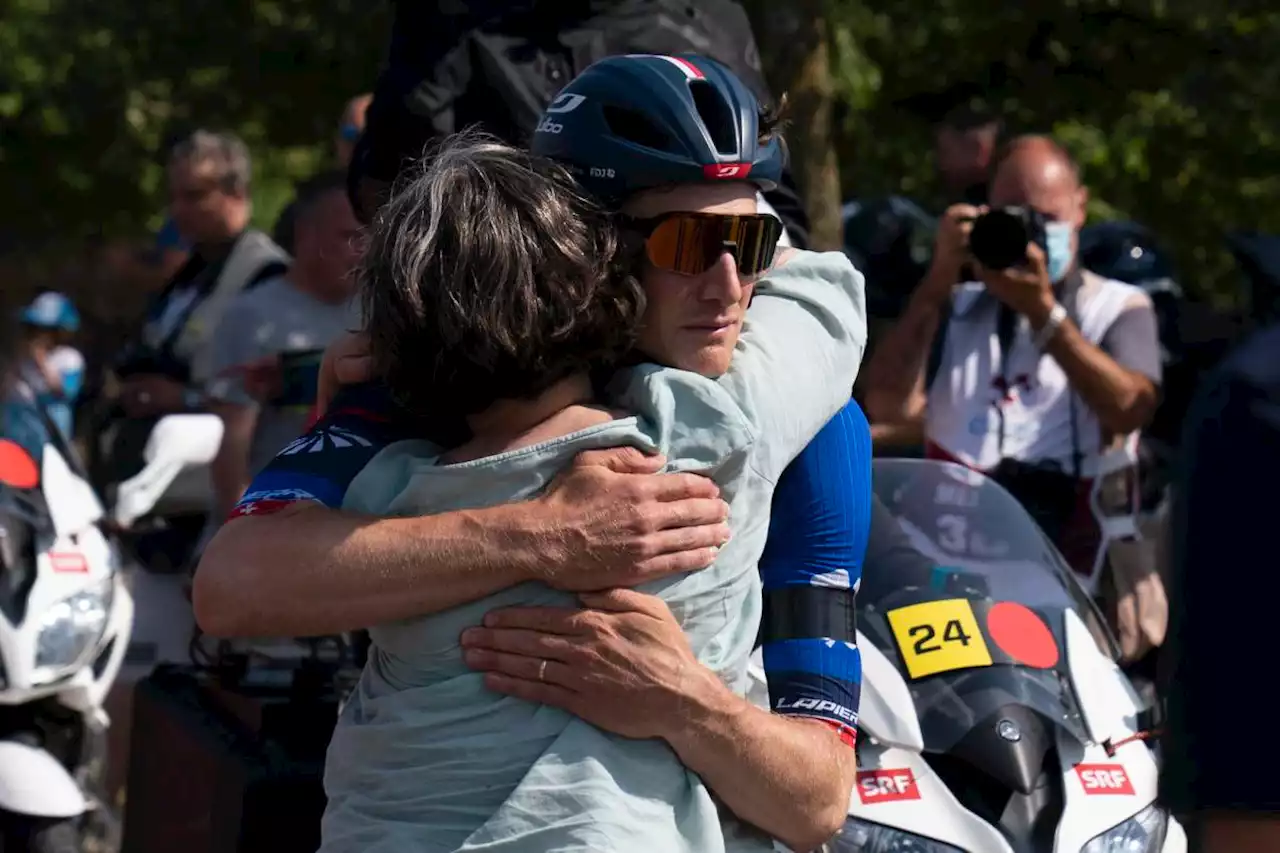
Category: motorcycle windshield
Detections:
[{"x1": 863, "y1": 459, "x2": 1116, "y2": 753}]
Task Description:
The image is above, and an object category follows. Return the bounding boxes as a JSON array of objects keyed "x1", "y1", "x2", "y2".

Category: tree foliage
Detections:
[
  {"x1": 826, "y1": 0, "x2": 1280, "y2": 306},
  {"x1": 0, "y1": 0, "x2": 390, "y2": 249},
  {"x1": 1, "y1": 0, "x2": 1276, "y2": 304}
]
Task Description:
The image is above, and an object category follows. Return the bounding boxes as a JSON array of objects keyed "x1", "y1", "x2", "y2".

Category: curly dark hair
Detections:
[{"x1": 360, "y1": 131, "x2": 645, "y2": 432}]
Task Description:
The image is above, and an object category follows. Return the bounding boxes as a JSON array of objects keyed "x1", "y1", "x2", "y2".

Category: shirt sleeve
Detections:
[
  {"x1": 717, "y1": 250, "x2": 867, "y2": 483},
  {"x1": 1160, "y1": 331, "x2": 1280, "y2": 814},
  {"x1": 1097, "y1": 298, "x2": 1163, "y2": 384},
  {"x1": 229, "y1": 382, "x2": 420, "y2": 519},
  {"x1": 757, "y1": 400, "x2": 870, "y2": 745},
  {"x1": 204, "y1": 296, "x2": 262, "y2": 407}
]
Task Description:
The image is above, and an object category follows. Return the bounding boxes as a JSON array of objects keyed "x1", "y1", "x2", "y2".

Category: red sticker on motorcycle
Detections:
[
  {"x1": 857, "y1": 768, "x2": 921, "y2": 804},
  {"x1": 1076, "y1": 764, "x2": 1135, "y2": 795},
  {"x1": 50, "y1": 552, "x2": 88, "y2": 573}
]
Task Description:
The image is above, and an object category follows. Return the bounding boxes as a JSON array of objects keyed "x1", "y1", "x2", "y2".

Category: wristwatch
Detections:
[{"x1": 1033, "y1": 303, "x2": 1068, "y2": 350}]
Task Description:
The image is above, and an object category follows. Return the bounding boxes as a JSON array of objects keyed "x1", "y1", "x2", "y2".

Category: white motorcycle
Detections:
[
  {"x1": 751, "y1": 458, "x2": 1186, "y2": 853},
  {"x1": 0, "y1": 403, "x2": 222, "y2": 852}
]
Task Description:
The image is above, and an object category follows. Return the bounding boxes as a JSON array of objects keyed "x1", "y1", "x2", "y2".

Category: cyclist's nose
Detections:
[{"x1": 697, "y1": 251, "x2": 743, "y2": 306}]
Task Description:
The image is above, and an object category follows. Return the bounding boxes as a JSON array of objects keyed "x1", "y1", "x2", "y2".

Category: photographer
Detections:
[{"x1": 864, "y1": 135, "x2": 1161, "y2": 575}]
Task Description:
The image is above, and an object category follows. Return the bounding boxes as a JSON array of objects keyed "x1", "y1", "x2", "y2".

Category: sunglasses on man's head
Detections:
[{"x1": 623, "y1": 212, "x2": 782, "y2": 278}]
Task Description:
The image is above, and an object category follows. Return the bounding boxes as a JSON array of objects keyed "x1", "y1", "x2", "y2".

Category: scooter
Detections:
[
  {"x1": 751, "y1": 458, "x2": 1186, "y2": 853},
  {"x1": 0, "y1": 403, "x2": 223, "y2": 852}
]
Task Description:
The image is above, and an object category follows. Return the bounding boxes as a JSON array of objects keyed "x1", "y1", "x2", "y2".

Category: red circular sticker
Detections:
[
  {"x1": 986, "y1": 602, "x2": 1059, "y2": 669},
  {"x1": 0, "y1": 439, "x2": 39, "y2": 490}
]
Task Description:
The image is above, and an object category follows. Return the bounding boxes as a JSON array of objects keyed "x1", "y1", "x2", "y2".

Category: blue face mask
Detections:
[{"x1": 1044, "y1": 221, "x2": 1075, "y2": 283}]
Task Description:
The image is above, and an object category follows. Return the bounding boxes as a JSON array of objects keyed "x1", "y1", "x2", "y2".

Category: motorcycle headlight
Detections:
[
  {"x1": 34, "y1": 581, "x2": 113, "y2": 682},
  {"x1": 1081, "y1": 802, "x2": 1168, "y2": 853},
  {"x1": 830, "y1": 817, "x2": 965, "y2": 853}
]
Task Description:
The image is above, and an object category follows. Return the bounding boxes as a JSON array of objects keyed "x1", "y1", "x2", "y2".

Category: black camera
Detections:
[{"x1": 968, "y1": 206, "x2": 1050, "y2": 270}]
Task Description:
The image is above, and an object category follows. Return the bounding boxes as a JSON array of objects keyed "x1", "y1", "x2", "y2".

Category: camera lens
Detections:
[{"x1": 969, "y1": 210, "x2": 1031, "y2": 270}]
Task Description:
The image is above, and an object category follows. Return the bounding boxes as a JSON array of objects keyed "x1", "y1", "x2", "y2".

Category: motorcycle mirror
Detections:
[
  {"x1": 0, "y1": 439, "x2": 40, "y2": 490},
  {"x1": 113, "y1": 413, "x2": 225, "y2": 528}
]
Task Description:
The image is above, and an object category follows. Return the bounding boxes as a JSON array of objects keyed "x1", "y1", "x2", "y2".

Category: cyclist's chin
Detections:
[{"x1": 671, "y1": 337, "x2": 737, "y2": 378}]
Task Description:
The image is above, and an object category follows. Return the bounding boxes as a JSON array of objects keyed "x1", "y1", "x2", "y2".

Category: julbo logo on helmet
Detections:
[{"x1": 704, "y1": 163, "x2": 752, "y2": 180}]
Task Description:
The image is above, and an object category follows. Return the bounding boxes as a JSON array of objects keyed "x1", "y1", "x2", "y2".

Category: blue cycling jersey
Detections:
[{"x1": 236, "y1": 383, "x2": 869, "y2": 738}]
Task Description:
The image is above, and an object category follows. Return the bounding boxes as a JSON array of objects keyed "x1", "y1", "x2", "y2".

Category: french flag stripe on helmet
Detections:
[{"x1": 629, "y1": 54, "x2": 705, "y2": 79}]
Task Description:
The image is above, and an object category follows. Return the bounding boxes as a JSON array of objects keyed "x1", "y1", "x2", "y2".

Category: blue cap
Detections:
[
  {"x1": 20, "y1": 292, "x2": 80, "y2": 332},
  {"x1": 529, "y1": 53, "x2": 785, "y2": 207}
]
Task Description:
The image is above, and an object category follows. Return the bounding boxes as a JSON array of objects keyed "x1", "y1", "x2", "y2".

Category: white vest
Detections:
[
  {"x1": 926, "y1": 270, "x2": 1145, "y2": 477},
  {"x1": 143, "y1": 229, "x2": 290, "y2": 384}
]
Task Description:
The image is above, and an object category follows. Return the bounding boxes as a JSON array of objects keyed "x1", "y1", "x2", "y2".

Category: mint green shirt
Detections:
[{"x1": 319, "y1": 250, "x2": 867, "y2": 853}]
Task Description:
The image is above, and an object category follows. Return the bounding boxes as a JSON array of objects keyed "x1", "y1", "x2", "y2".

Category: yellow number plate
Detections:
[{"x1": 886, "y1": 599, "x2": 993, "y2": 679}]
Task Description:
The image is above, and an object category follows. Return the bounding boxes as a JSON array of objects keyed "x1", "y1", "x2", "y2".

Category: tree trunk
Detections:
[{"x1": 744, "y1": 0, "x2": 843, "y2": 251}]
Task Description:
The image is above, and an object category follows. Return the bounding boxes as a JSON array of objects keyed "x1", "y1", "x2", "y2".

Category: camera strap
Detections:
[{"x1": 994, "y1": 268, "x2": 1084, "y2": 481}]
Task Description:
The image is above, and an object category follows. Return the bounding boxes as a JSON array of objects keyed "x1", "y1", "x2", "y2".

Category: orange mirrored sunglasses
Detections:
[{"x1": 624, "y1": 212, "x2": 782, "y2": 277}]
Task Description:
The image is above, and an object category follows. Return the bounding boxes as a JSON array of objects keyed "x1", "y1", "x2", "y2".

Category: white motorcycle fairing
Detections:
[
  {"x1": 0, "y1": 741, "x2": 87, "y2": 818},
  {"x1": 750, "y1": 458, "x2": 1185, "y2": 853},
  {"x1": 0, "y1": 412, "x2": 223, "y2": 826}
]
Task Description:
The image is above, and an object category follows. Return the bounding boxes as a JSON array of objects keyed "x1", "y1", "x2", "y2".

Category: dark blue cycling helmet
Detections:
[{"x1": 529, "y1": 53, "x2": 785, "y2": 207}]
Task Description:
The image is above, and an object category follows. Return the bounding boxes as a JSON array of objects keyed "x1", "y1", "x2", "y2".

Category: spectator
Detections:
[
  {"x1": 1160, "y1": 323, "x2": 1280, "y2": 852},
  {"x1": 863, "y1": 135, "x2": 1161, "y2": 580},
  {"x1": 205, "y1": 171, "x2": 363, "y2": 521},
  {"x1": 274, "y1": 94, "x2": 372, "y2": 254},
  {"x1": 102, "y1": 130, "x2": 288, "y2": 482},
  {"x1": 347, "y1": 0, "x2": 811, "y2": 245},
  {"x1": 935, "y1": 104, "x2": 1002, "y2": 207},
  {"x1": 14, "y1": 291, "x2": 84, "y2": 442}
]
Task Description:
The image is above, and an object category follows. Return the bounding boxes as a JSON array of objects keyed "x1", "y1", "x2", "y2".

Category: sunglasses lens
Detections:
[{"x1": 645, "y1": 214, "x2": 782, "y2": 277}]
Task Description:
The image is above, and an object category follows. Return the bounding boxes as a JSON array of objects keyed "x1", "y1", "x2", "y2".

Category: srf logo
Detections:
[
  {"x1": 856, "y1": 769, "x2": 921, "y2": 804},
  {"x1": 1075, "y1": 764, "x2": 1135, "y2": 795}
]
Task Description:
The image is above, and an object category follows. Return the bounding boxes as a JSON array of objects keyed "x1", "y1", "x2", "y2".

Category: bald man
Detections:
[{"x1": 864, "y1": 135, "x2": 1160, "y2": 571}]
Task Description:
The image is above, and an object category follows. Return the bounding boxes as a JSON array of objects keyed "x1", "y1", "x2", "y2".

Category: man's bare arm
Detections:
[
  {"x1": 195, "y1": 501, "x2": 539, "y2": 637},
  {"x1": 863, "y1": 203, "x2": 975, "y2": 429},
  {"x1": 862, "y1": 267, "x2": 951, "y2": 426},
  {"x1": 193, "y1": 452, "x2": 730, "y2": 638},
  {"x1": 208, "y1": 401, "x2": 257, "y2": 522},
  {"x1": 1037, "y1": 315, "x2": 1157, "y2": 435},
  {"x1": 666, "y1": 669, "x2": 855, "y2": 852}
]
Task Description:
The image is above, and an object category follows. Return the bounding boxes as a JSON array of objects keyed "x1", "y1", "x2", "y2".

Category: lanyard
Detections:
[{"x1": 994, "y1": 269, "x2": 1084, "y2": 481}]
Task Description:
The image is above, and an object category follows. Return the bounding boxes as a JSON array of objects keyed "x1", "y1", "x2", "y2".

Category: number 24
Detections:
[{"x1": 909, "y1": 619, "x2": 972, "y2": 654}]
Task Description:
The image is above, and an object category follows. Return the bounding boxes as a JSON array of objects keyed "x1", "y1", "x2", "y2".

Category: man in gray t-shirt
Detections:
[{"x1": 205, "y1": 172, "x2": 363, "y2": 520}]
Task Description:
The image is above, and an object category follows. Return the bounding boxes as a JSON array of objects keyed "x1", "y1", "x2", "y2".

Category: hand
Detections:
[
  {"x1": 120, "y1": 375, "x2": 186, "y2": 417},
  {"x1": 461, "y1": 589, "x2": 701, "y2": 740},
  {"x1": 316, "y1": 331, "x2": 373, "y2": 413},
  {"x1": 532, "y1": 447, "x2": 731, "y2": 590},
  {"x1": 238, "y1": 354, "x2": 284, "y2": 403},
  {"x1": 973, "y1": 242, "x2": 1056, "y2": 325},
  {"x1": 926, "y1": 203, "x2": 985, "y2": 289}
]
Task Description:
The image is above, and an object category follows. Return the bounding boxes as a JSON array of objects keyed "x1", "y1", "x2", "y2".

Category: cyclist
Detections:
[{"x1": 197, "y1": 55, "x2": 870, "y2": 850}]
